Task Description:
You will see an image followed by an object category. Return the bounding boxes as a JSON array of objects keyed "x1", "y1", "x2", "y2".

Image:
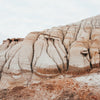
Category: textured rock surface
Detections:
[
  {"x1": 0, "y1": 15, "x2": 100, "y2": 93},
  {"x1": 0, "y1": 73, "x2": 100, "y2": 100}
]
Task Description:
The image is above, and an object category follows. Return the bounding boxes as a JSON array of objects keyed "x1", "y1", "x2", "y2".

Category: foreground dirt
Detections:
[
  {"x1": 0, "y1": 75, "x2": 100, "y2": 100},
  {"x1": 0, "y1": 67, "x2": 100, "y2": 100}
]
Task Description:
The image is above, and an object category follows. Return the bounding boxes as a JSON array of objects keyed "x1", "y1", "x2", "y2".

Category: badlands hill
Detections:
[{"x1": 0, "y1": 15, "x2": 100, "y2": 100}]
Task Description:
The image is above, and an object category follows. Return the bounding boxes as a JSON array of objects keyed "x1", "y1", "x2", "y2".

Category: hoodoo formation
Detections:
[{"x1": 0, "y1": 15, "x2": 100, "y2": 90}]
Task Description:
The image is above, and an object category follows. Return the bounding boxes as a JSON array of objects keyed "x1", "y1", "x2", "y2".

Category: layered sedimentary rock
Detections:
[{"x1": 0, "y1": 15, "x2": 100, "y2": 89}]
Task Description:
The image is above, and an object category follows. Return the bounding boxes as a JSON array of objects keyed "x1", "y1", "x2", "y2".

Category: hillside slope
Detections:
[{"x1": 0, "y1": 15, "x2": 100, "y2": 100}]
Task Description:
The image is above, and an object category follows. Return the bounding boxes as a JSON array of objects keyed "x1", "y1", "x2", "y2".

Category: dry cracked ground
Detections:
[{"x1": 0, "y1": 15, "x2": 100, "y2": 100}]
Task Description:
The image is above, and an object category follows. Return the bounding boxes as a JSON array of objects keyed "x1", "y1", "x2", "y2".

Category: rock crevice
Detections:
[{"x1": 0, "y1": 15, "x2": 100, "y2": 81}]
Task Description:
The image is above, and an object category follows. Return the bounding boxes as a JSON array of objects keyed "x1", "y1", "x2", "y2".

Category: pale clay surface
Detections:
[{"x1": 0, "y1": 15, "x2": 100, "y2": 90}]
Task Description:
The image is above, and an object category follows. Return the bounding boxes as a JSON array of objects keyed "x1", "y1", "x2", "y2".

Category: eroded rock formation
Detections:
[{"x1": 0, "y1": 15, "x2": 100, "y2": 90}]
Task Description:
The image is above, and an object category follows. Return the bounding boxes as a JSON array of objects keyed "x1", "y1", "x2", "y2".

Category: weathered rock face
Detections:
[{"x1": 0, "y1": 15, "x2": 100, "y2": 89}]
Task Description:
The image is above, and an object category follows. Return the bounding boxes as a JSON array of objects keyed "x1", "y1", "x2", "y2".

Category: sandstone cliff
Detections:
[{"x1": 0, "y1": 15, "x2": 100, "y2": 100}]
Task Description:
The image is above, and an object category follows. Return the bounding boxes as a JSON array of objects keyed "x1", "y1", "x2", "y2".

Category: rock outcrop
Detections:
[{"x1": 0, "y1": 15, "x2": 100, "y2": 90}]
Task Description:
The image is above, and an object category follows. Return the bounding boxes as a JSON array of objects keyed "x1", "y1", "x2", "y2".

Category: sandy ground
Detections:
[{"x1": 0, "y1": 68, "x2": 100, "y2": 100}]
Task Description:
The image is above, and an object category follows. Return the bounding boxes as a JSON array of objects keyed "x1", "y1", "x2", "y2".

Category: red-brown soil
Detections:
[{"x1": 0, "y1": 75, "x2": 99, "y2": 100}]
